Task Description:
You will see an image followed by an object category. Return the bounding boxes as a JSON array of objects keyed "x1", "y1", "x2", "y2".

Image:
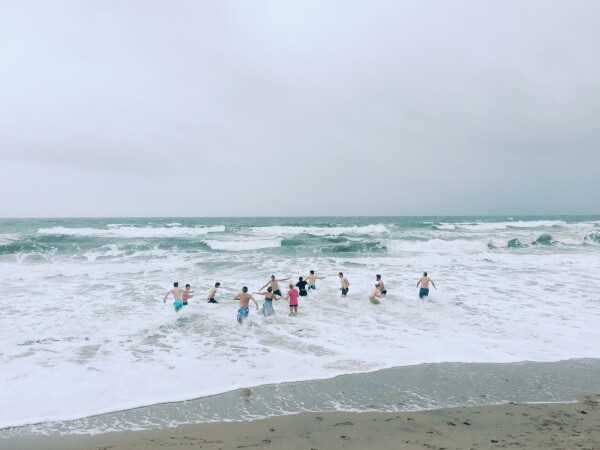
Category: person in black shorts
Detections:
[
  {"x1": 207, "y1": 282, "x2": 220, "y2": 303},
  {"x1": 295, "y1": 277, "x2": 308, "y2": 297}
]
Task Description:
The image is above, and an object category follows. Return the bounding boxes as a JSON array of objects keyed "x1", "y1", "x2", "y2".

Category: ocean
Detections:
[{"x1": 1, "y1": 216, "x2": 599, "y2": 434}]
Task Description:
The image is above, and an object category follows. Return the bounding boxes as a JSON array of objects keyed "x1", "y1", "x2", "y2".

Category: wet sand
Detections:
[{"x1": 4, "y1": 394, "x2": 599, "y2": 449}]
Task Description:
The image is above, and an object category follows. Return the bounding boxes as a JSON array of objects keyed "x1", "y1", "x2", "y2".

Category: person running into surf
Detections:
[
  {"x1": 338, "y1": 272, "x2": 350, "y2": 298},
  {"x1": 182, "y1": 284, "x2": 194, "y2": 306},
  {"x1": 305, "y1": 270, "x2": 326, "y2": 292},
  {"x1": 283, "y1": 282, "x2": 299, "y2": 315},
  {"x1": 259, "y1": 275, "x2": 290, "y2": 297},
  {"x1": 375, "y1": 274, "x2": 387, "y2": 298},
  {"x1": 369, "y1": 285, "x2": 381, "y2": 304},
  {"x1": 207, "y1": 282, "x2": 220, "y2": 303},
  {"x1": 233, "y1": 287, "x2": 259, "y2": 324},
  {"x1": 416, "y1": 272, "x2": 436, "y2": 299},
  {"x1": 163, "y1": 282, "x2": 184, "y2": 312},
  {"x1": 295, "y1": 276, "x2": 308, "y2": 298},
  {"x1": 254, "y1": 286, "x2": 280, "y2": 317}
]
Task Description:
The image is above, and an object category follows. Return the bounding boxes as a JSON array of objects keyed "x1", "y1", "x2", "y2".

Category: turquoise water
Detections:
[{"x1": 1, "y1": 215, "x2": 600, "y2": 431}]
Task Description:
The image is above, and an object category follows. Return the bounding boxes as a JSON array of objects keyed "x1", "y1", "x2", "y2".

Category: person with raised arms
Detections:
[
  {"x1": 305, "y1": 270, "x2": 326, "y2": 292},
  {"x1": 254, "y1": 286, "x2": 280, "y2": 317},
  {"x1": 259, "y1": 275, "x2": 290, "y2": 297}
]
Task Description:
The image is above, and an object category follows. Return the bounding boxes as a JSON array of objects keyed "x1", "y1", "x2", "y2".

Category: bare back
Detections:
[{"x1": 419, "y1": 276, "x2": 432, "y2": 288}]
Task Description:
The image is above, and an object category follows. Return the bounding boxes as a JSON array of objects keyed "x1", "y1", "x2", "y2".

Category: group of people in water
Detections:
[{"x1": 163, "y1": 271, "x2": 436, "y2": 324}]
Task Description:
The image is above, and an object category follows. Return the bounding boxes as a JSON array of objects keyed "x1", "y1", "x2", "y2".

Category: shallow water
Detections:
[{"x1": 1, "y1": 216, "x2": 599, "y2": 429}]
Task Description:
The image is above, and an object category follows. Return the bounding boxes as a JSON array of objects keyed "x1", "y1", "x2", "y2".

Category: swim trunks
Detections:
[
  {"x1": 183, "y1": 301, "x2": 188, "y2": 306},
  {"x1": 237, "y1": 306, "x2": 249, "y2": 322},
  {"x1": 273, "y1": 289, "x2": 282, "y2": 296},
  {"x1": 173, "y1": 299, "x2": 183, "y2": 311},
  {"x1": 308, "y1": 284, "x2": 316, "y2": 290},
  {"x1": 419, "y1": 288, "x2": 429, "y2": 298},
  {"x1": 341, "y1": 288, "x2": 349, "y2": 296},
  {"x1": 208, "y1": 298, "x2": 218, "y2": 303},
  {"x1": 380, "y1": 290, "x2": 387, "y2": 296}
]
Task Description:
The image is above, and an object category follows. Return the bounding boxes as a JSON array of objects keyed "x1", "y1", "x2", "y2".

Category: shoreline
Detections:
[
  {"x1": 4, "y1": 395, "x2": 600, "y2": 449},
  {"x1": 2, "y1": 359, "x2": 600, "y2": 440}
]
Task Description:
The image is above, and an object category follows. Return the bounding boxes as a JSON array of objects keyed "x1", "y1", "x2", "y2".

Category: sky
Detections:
[{"x1": 1, "y1": 0, "x2": 599, "y2": 217}]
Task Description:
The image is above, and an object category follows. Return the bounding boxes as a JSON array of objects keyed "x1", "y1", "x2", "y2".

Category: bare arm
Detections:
[
  {"x1": 431, "y1": 280, "x2": 437, "y2": 289},
  {"x1": 259, "y1": 281, "x2": 269, "y2": 291},
  {"x1": 318, "y1": 275, "x2": 326, "y2": 279},
  {"x1": 250, "y1": 295, "x2": 259, "y2": 309},
  {"x1": 416, "y1": 279, "x2": 421, "y2": 288},
  {"x1": 163, "y1": 290, "x2": 172, "y2": 303},
  {"x1": 277, "y1": 277, "x2": 290, "y2": 282}
]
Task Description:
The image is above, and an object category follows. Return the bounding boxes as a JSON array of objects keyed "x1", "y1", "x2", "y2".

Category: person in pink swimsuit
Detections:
[{"x1": 284, "y1": 283, "x2": 299, "y2": 316}]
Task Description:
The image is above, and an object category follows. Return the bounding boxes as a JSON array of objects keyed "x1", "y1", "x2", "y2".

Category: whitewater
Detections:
[{"x1": 1, "y1": 216, "x2": 599, "y2": 432}]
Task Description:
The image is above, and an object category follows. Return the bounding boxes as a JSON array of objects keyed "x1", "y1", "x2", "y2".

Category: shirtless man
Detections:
[
  {"x1": 338, "y1": 272, "x2": 350, "y2": 298},
  {"x1": 182, "y1": 284, "x2": 194, "y2": 306},
  {"x1": 375, "y1": 274, "x2": 387, "y2": 298},
  {"x1": 416, "y1": 272, "x2": 436, "y2": 299},
  {"x1": 260, "y1": 275, "x2": 290, "y2": 297},
  {"x1": 233, "y1": 286, "x2": 259, "y2": 324},
  {"x1": 207, "y1": 282, "x2": 220, "y2": 303},
  {"x1": 163, "y1": 282, "x2": 184, "y2": 312},
  {"x1": 305, "y1": 270, "x2": 326, "y2": 292}
]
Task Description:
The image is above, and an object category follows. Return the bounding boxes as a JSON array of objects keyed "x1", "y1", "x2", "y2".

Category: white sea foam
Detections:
[
  {"x1": 436, "y1": 220, "x2": 567, "y2": 231},
  {"x1": 36, "y1": 225, "x2": 225, "y2": 238},
  {"x1": 387, "y1": 238, "x2": 490, "y2": 254},
  {"x1": 204, "y1": 238, "x2": 282, "y2": 251},
  {"x1": 250, "y1": 224, "x2": 388, "y2": 237},
  {"x1": 2, "y1": 217, "x2": 600, "y2": 432}
]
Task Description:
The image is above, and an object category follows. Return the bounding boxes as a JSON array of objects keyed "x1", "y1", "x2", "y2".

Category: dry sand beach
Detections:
[{"x1": 5, "y1": 395, "x2": 599, "y2": 450}]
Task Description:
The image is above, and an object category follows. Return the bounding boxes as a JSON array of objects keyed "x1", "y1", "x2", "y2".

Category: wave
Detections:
[
  {"x1": 204, "y1": 239, "x2": 281, "y2": 251},
  {"x1": 507, "y1": 238, "x2": 528, "y2": 249},
  {"x1": 36, "y1": 225, "x2": 226, "y2": 238},
  {"x1": 249, "y1": 224, "x2": 388, "y2": 237},
  {"x1": 531, "y1": 234, "x2": 557, "y2": 246},
  {"x1": 388, "y1": 238, "x2": 489, "y2": 254},
  {"x1": 434, "y1": 220, "x2": 567, "y2": 231},
  {"x1": 321, "y1": 241, "x2": 386, "y2": 253}
]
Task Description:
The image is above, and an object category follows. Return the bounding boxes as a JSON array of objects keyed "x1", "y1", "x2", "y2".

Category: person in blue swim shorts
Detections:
[
  {"x1": 338, "y1": 272, "x2": 350, "y2": 298},
  {"x1": 305, "y1": 270, "x2": 326, "y2": 292},
  {"x1": 233, "y1": 286, "x2": 259, "y2": 324},
  {"x1": 416, "y1": 272, "x2": 436, "y2": 299},
  {"x1": 163, "y1": 282, "x2": 185, "y2": 313}
]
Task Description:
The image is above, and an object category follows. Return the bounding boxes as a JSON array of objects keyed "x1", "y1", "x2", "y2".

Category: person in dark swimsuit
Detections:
[{"x1": 296, "y1": 277, "x2": 308, "y2": 297}]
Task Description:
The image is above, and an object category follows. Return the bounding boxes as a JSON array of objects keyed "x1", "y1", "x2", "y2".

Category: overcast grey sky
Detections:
[{"x1": 1, "y1": 0, "x2": 599, "y2": 217}]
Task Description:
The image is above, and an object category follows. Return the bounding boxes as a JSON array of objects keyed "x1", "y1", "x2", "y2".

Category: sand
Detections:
[{"x1": 3, "y1": 395, "x2": 599, "y2": 449}]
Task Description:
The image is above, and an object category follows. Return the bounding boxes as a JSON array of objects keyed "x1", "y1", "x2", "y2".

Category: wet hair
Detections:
[
  {"x1": 338, "y1": 272, "x2": 343, "y2": 276},
  {"x1": 423, "y1": 272, "x2": 427, "y2": 276},
  {"x1": 215, "y1": 282, "x2": 220, "y2": 287},
  {"x1": 242, "y1": 286, "x2": 248, "y2": 292},
  {"x1": 174, "y1": 282, "x2": 179, "y2": 287},
  {"x1": 310, "y1": 270, "x2": 315, "y2": 274},
  {"x1": 298, "y1": 276, "x2": 303, "y2": 281},
  {"x1": 271, "y1": 275, "x2": 275, "y2": 279},
  {"x1": 376, "y1": 274, "x2": 381, "y2": 280},
  {"x1": 185, "y1": 284, "x2": 190, "y2": 288},
  {"x1": 267, "y1": 287, "x2": 273, "y2": 292},
  {"x1": 289, "y1": 283, "x2": 295, "y2": 289}
]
